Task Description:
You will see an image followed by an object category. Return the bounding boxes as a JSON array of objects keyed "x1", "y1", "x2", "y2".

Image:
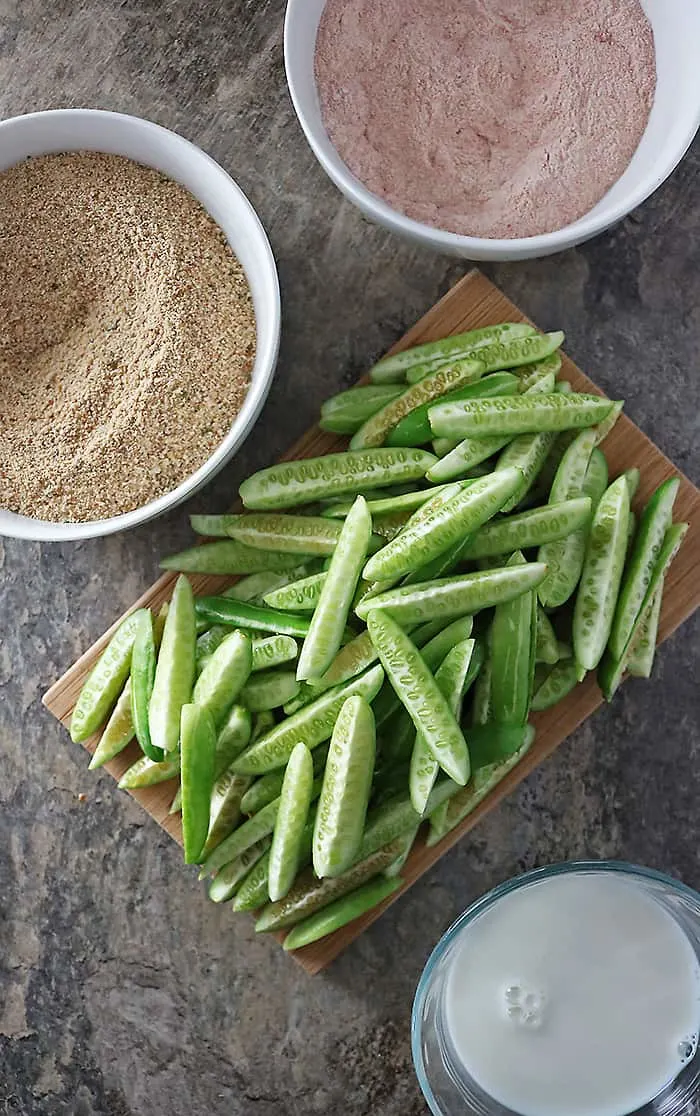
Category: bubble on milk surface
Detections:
[
  {"x1": 678, "y1": 1033, "x2": 698, "y2": 1064},
  {"x1": 502, "y1": 983, "x2": 546, "y2": 1029}
]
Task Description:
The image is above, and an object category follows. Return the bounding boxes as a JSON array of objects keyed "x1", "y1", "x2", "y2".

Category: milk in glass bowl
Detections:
[{"x1": 412, "y1": 862, "x2": 700, "y2": 1116}]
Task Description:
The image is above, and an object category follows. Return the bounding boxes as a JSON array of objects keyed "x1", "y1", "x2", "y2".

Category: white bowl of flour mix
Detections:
[
  {"x1": 285, "y1": 0, "x2": 700, "y2": 261},
  {"x1": 0, "y1": 109, "x2": 280, "y2": 542}
]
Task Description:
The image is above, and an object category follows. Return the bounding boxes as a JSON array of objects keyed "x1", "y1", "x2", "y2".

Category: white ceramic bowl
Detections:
[
  {"x1": 285, "y1": 0, "x2": 700, "y2": 262},
  {"x1": 0, "y1": 108, "x2": 280, "y2": 542}
]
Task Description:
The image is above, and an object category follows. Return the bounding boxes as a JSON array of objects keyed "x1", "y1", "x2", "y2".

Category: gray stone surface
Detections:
[{"x1": 0, "y1": 2, "x2": 699, "y2": 1112}]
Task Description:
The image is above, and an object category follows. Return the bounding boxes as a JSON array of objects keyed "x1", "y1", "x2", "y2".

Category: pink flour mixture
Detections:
[{"x1": 315, "y1": 0, "x2": 656, "y2": 239}]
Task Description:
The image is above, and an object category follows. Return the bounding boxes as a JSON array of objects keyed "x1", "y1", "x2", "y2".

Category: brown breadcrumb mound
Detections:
[{"x1": 0, "y1": 151, "x2": 256, "y2": 522}]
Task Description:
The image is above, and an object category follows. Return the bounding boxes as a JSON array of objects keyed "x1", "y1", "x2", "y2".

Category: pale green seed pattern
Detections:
[
  {"x1": 251, "y1": 634, "x2": 298, "y2": 672},
  {"x1": 268, "y1": 742, "x2": 315, "y2": 902},
  {"x1": 263, "y1": 571, "x2": 328, "y2": 611},
  {"x1": 425, "y1": 368, "x2": 557, "y2": 483},
  {"x1": 462, "y1": 498, "x2": 591, "y2": 559},
  {"x1": 71, "y1": 609, "x2": 146, "y2": 743},
  {"x1": 530, "y1": 660, "x2": 579, "y2": 711},
  {"x1": 405, "y1": 330, "x2": 562, "y2": 384},
  {"x1": 313, "y1": 695, "x2": 376, "y2": 878},
  {"x1": 355, "y1": 564, "x2": 547, "y2": 627},
  {"x1": 241, "y1": 670, "x2": 301, "y2": 712},
  {"x1": 535, "y1": 607, "x2": 560, "y2": 665},
  {"x1": 626, "y1": 584, "x2": 663, "y2": 679},
  {"x1": 350, "y1": 357, "x2": 484, "y2": 449},
  {"x1": 88, "y1": 680, "x2": 134, "y2": 768},
  {"x1": 410, "y1": 639, "x2": 475, "y2": 814},
  {"x1": 118, "y1": 752, "x2": 181, "y2": 789},
  {"x1": 573, "y1": 476, "x2": 630, "y2": 672},
  {"x1": 363, "y1": 468, "x2": 522, "y2": 583},
  {"x1": 202, "y1": 767, "x2": 252, "y2": 856},
  {"x1": 208, "y1": 837, "x2": 271, "y2": 903},
  {"x1": 232, "y1": 663, "x2": 385, "y2": 774},
  {"x1": 239, "y1": 449, "x2": 437, "y2": 510},
  {"x1": 367, "y1": 609, "x2": 469, "y2": 785},
  {"x1": 225, "y1": 513, "x2": 344, "y2": 557},
  {"x1": 255, "y1": 841, "x2": 403, "y2": 932},
  {"x1": 608, "y1": 477, "x2": 679, "y2": 660},
  {"x1": 429, "y1": 392, "x2": 615, "y2": 441},
  {"x1": 371, "y1": 323, "x2": 535, "y2": 384}
]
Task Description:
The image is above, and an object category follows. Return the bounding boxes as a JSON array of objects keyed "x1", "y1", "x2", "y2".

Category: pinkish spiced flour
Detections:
[{"x1": 314, "y1": 0, "x2": 656, "y2": 239}]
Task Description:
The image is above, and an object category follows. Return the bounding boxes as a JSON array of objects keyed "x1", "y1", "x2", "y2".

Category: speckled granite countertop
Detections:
[{"x1": 1, "y1": 3, "x2": 699, "y2": 1113}]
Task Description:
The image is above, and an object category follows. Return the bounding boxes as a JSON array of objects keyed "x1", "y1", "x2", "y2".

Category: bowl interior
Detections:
[
  {"x1": 0, "y1": 109, "x2": 280, "y2": 541},
  {"x1": 285, "y1": 0, "x2": 700, "y2": 252}
]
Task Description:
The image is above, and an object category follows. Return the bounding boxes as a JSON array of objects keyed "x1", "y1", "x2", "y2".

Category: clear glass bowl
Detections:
[{"x1": 412, "y1": 861, "x2": 700, "y2": 1116}]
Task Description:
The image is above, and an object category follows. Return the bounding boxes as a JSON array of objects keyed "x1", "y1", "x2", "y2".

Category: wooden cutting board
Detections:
[{"x1": 43, "y1": 270, "x2": 700, "y2": 974}]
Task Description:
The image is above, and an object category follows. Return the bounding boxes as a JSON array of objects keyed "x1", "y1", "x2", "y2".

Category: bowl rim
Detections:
[
  {"x1": 0, "y1": 107, "x2": 281, "y2": 542},
  {"x1": 283, "y1": 0, "x2": 700, "y2": 255}
]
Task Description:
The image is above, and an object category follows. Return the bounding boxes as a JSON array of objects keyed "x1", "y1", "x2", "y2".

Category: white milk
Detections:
[{"x1": 443, "y1": 872, "x2": 700, "y2": 1116}]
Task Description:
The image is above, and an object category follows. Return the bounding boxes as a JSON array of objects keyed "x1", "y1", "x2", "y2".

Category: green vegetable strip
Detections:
[
  {"x1": 355, "y1": 564, "x2": 547, "y2": 628},
  {"x1": 367, "y1": 609, "x2": 469, "y2": 786},
  {"x1": 240, "y1": 670, "x2": 301, "y2": 712},
  {"x1": 239, "y1": 449, "x2": 437, "y2": 511},
  {"x1": 160, "y1": 539, "x2": 302, "y2": 575},
  {"x1": 268, "y1": 742, "x2": 315, "y2": 902},
  {"x1": 351, "y1": 357, "x2": 484, "y2": 449},
  {"x1": 89, "y1": 680, "x2": 134, "y2": 768},
  {"x1": 363, "y1": 468, "x2": 522, "y2": 583},
  {"x1": 461, "y1": 498, "x2": 591, "y2": 560},
  {"x1": 263, "y1": 572, "x2": 328, "y2": 611},
  {"x1": 598, "y1": 523, "x2": 688, "y2": 700},
  {"x1": 195, "y1": 597, "x2": 312, "y2": 638},
  {"x1": 406, "y1": 331, "x2": 563, "y2": 385},
  {"x1": 254, "y1": 841, "x2": 403, "y2": 932},
  {"x1": 319, "y1": 384, "x2": 405, "y2": 434},
  {"x1": 149, "y1": 576, "x2": 195, "y2": 756},
  {"x1": 130, "y1": 611, "x2": 162, "y2": 762},
  {"x1": 297, "y1": 496, "x2": 373, "y2": 681},
  {"x1": 321, "y1": 484, "x2": 456, "y2": 520},
  {"x1": 429, "y1": 393, "x2": 615, "y2": 440},
  {"x1": 537, "y1": 428, "x2": 598, "y2": 608},
  {"x1": 282, "y1": 876, "x2": 402, "y2": 950},
  {"x1": 425, "y1": 368, "x2": 557, "y2": 483},
  {"x1": 225, "y1": 513, "x2": 345, "y2": 557},
  {"x1": 410, "y1": 639, "x2": 475, "y2": 814},
  {"x1": 313, "y1": 695, "x2": 376, "y2": 878},
  {"x1": 573, "y1": 476, "x2": 630, "y2": 673},
  {"x1": 192, "y1": 630, "x2": 252, "y2": 726},
  {"x1": 180, "y1": 703, "x2": 217, "y2": 864},
  {"x1": 626, "y1": 584, "x2": 663, "y2": 679},
  {"x1": 489, "y1": 554, "x2": 535, "y2": 725},
  {"x1": 369, "y1": 323, "x2": 534, "y2": 383},
  {"x1": 232, "y1": 664, "x2": 385, "y2": 775},
  {"x1": 71, "y1": 609, "x2": 146, "y2": 743},
  {"x1": 530, "y1": 660, "x2": 579, "y2": 712},
  {"x1": 608, "y1": 477, "x2": 679, "y2": 660},
  {"x1": 385, "y1": 371, "x2": 519, "y2": 447}
]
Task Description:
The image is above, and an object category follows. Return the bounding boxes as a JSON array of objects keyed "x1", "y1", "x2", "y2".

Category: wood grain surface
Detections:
[{"x1": 43, "y1": 270, "x2": 700, "y2": 974}]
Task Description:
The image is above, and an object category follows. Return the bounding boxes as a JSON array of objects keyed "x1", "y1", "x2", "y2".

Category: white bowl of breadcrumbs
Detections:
[{"x1": 0, "y1": 109, "x2": 281, "y2": 541}]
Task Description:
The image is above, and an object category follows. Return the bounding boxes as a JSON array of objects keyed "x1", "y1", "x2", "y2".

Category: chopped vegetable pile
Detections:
[{"x1": 70, "y1": 323, "x2": 687, "y2": 950}]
